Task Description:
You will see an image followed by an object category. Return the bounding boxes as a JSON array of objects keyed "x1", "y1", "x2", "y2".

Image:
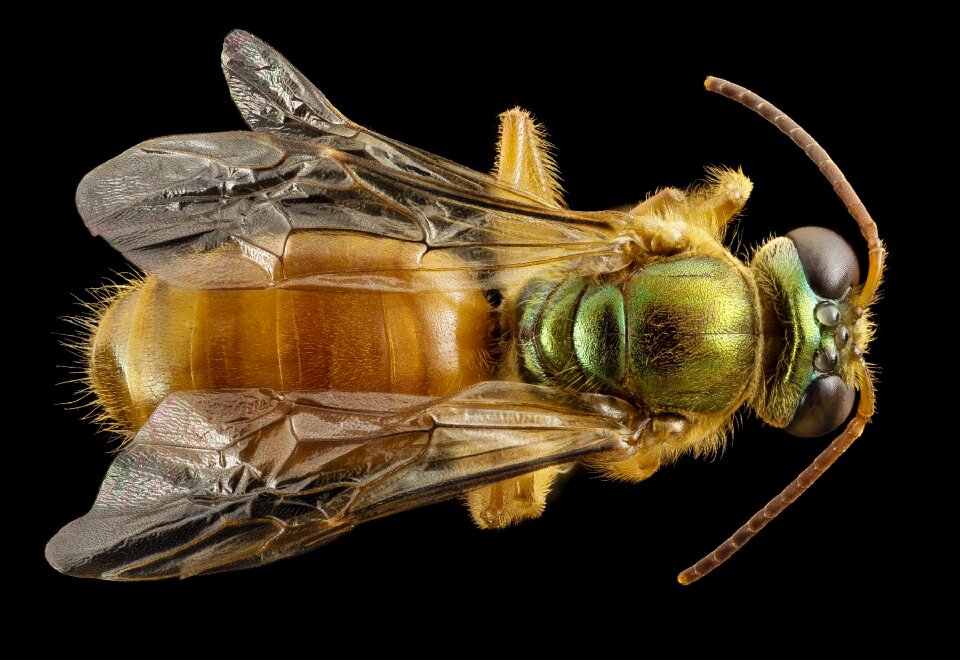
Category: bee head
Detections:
[
  {"x1": 751, "y1": 227, "x2": 874, "y2": 437},
  {"x1": 679, "y1": 77, "x2": 885, "y2": 585}
]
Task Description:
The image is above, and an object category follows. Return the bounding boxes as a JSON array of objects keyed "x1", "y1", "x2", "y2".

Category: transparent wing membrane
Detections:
[
  {"x1": 76, "y1": 29, "x2": 632, "y2": 293},
  {"x1": 77, "y1": 131, "x2": 628, "y2": 292},
  {"x1": 47, "y1": 384, "x2": 641, "y2": 580}
]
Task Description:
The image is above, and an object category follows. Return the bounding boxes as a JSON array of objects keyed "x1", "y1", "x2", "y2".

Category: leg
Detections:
[
  {"x1": 682, "y1": 167, "x2": 753, "y2": 240},
  {"x1": 493, "y1": 108, "x2": 565, "y2": 209},
  {"x1": 593, "y1": 412, "x2": 729, "y2": 482},
  {"x1": 465, "y1": 465, "x2": 567, "y2": 528},
  {"x1": 630, "y1": 187, "x2": 688, "y2": 217},
  {"x1": 466, "y1": 109, "x2": 570, "y2": 529},
  {"x1": 596, "y1": 414, "x2": 686, "y2": 481},
  {"x1": 624, "y1": 168, "x2": 753, "y2": 255}
]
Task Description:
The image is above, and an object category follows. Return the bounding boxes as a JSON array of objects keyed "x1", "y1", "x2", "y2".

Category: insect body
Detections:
[{"x1": 47, "y1": 31, "x2": 883, "y2": 582}]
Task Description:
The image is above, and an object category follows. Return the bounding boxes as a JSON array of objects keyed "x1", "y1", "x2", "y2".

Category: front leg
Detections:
[
  {"x1": 627, "y1": 168, "x2": 754, "y2": 252},
  {"x1": 593, "y1": 411, "x2": 729, "y2": 482}
]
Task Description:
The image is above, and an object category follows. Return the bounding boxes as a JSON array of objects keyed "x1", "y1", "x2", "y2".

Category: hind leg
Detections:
[{"x1": 466, "y1": 108, "x2": 569, "y2": 529}]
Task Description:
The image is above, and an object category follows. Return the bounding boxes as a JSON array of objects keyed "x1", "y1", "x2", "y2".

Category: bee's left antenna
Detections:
[{"x1": 678, "y1": 77, "x2": 885, "y2": 585}]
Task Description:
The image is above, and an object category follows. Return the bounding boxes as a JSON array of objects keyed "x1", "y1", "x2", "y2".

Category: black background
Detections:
[{"x1": 25, "y1": 13, "x2": 922, "y2": 632}]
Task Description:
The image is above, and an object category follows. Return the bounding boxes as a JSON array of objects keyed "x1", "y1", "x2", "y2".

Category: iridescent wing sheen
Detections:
[
  {"x1": 221, "y1": 29, "x2": 356, "y2": 141},
  {"x1": 220, "y1": 29, "x2": 564, "y2": 208},
  {"x1": 74, "y1": 31, "x2": 634, "y2": 292},
  {"x1": 46, "y1": 383, "x2": 641, "y2": 580}
]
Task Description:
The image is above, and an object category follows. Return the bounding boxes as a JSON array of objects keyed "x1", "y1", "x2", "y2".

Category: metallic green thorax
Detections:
[{"x1": 517, "y1": 257, "x2": 757, "y2": 413}]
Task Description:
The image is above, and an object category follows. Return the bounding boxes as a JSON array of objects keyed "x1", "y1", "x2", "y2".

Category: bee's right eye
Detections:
[
  {"x1": 785, "y1": 374, "x2": 856, "y2": 438},
  {"x1": 786, "y1": 227, "x2": 860, "y2": 299}
]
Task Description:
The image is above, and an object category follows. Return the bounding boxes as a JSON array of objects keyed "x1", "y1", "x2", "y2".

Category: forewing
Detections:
[
  {"x1": 75, "y1": 30, "x2": 634, "y2": 292},
  {"x1": 47, "y1": 384, "x2": 641, "y2": 580},
  {"x1": 76, "y1": 130, "x2": 632, "y2": 291}
]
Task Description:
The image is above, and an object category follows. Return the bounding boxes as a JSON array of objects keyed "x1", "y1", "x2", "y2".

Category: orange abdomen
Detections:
[{"x1": 89, "y1": 235, "x2": 494, "y2": 434}]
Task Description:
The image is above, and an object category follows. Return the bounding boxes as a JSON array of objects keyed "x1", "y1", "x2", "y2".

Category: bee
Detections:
[{"x1": 46, "y1": 30, "x2": 883, "y2": 583}]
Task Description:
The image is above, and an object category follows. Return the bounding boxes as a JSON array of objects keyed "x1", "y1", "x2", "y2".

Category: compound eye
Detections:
[
  {"x1": 785, "y1": 375, "x2": 856, "y2": 438},
  {"x1": 786, "y1": 227, "x2": 860, "y2": 299}
]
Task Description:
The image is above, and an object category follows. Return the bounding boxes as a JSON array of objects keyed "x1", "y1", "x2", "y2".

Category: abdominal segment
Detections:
[{"x1": 87, "y1": 235, "x2": 494, "y2": 435}]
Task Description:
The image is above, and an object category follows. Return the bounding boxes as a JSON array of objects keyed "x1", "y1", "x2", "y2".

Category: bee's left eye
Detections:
[
  {"x1": 786, "y1": 227, "x2": 860, "y2": 299},
  {"x1": 784, "y1": 374, "x2": 856, "y2": 438}
]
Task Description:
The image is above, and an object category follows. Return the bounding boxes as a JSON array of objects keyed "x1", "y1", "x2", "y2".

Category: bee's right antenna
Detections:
[{"x1": 677, "y1": 77, "x2": 886, "y2": 586}]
